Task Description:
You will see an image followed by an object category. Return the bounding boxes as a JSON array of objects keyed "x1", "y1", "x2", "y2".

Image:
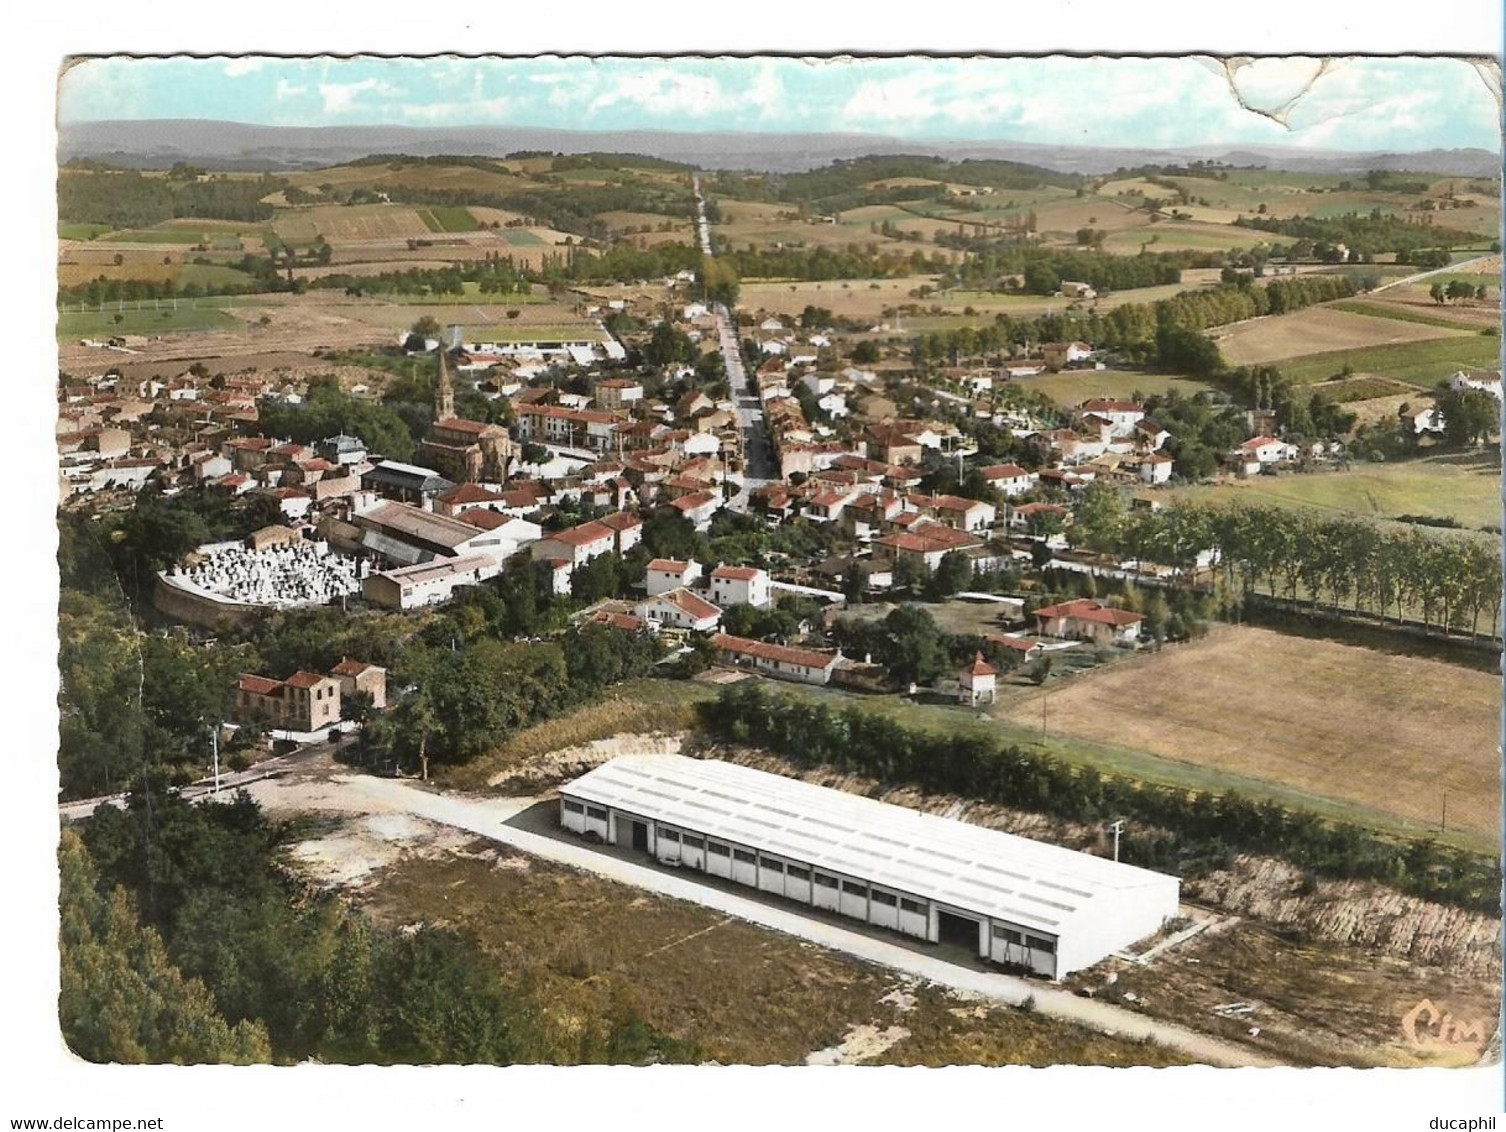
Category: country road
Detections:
[
  {"x1": 1370, "y1": 253, "x2": 1497, "y2": 293},
  {"x1": 269, "y1": 771, "x2": 1281, "y2": 1069}
]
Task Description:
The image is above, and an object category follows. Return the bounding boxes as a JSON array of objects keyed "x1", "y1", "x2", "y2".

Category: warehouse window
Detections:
[
  {"x1": 586, "y1": 806, "x2": 608, "y2": 821},
  {"x1": 993, "y1": 927, "x2": 1023, "y2": 945},
  {"x1": 683, "y1": 834, "x2": 704, "y2": 849},
  {"x1": 759, "y1": 857, "x2": 784, "y2": 873},
  {"x1": 786, "y1": 865, "x2": 810, "y2": 881},
  {"x1": 1026, "y1": 936, "x2": 1056, "y2": 954},
  {"x1": 733, "y1": 849, "x2": 756, "y2": 864},
  {"x1": 814, "y1": 873, "x2": 838, "y2": 889},
  {"x1": 562, "y1": 800, "x2": 584, "y2": 814},
  {"x1": 900, "y1": 898, "x2": 926, "y2": 914},
  {"x1": 870, "y1": 890, "x2": 897, "y2": 906},
  {"x1": 707, "y1": 842, "x2": 730, "y2": 857},
  {"x1": 658, "y1": 829, "x2": 680, "y2": 842},
  {"x1": 841, "y1": 881, "x2": 868, "y2": 897}
]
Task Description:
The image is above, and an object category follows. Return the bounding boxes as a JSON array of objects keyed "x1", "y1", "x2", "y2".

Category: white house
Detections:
[
  {"x1": 1033, "y1": 598, "x2": 1144, "y2": 645},
  {"x1": 530, "y1": 520, "x2": 617, "y2": 567},
  {"x1": 709, "y1": 564, "x2": 772, "y2": 610},
  {"x1": 980, "y1": 463, "x2": 1038, "y2": 498},
  {"x1": 1076, "y1": 399, "x2": 1145, "y2": 436},
  {"x1": 1138, "y1": 454, "x2": 1174, "y2": 485},
  {"x1": 636, "y1": 587, "x2": 723, "y2": 632},
  {"x1": 646, "y1": 558, "x2": 704, "y2": 596},
  {"x1": 1237, "y1": 435, "x2": 1291, "y2": 465},
  {"x1": 362, "y1": 554, "x2": 500, "y2": 611},
  {"x1": 1448, "y1": 369, "x2": 1503, "y2": 400}
]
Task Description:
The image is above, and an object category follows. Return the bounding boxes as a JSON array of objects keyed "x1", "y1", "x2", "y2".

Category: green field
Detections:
[
  {"x1": 1172, "y1": 453, "x2": 1502, "y2": 531},
  {"x1": 1330, "y1": 300, "x2": 1489, "y2": 331},
  {"x1": 501, "y1": 229, "x2": 546, "y2": 246},
  {"x1": 57, "y1": 304, "x2": 241, "y2": 340},
  {"x1": 58, "y1": 222, "x2": 112, "y2": 241},
  {"x1": 1278, "y1": 334, "x2": 1502, "y2": 384},
  {"x1": 106, "y1": 227, "x2": 229, "y2": 245},
  {"x1": 1017, "y1": 368, "x2": 1219, "y2": 406},
  {"x1": 421, "y1": 206, "x2": 480, "y2": 233},
  {"x1": 373, "y1": 281, "x2": 546, "y2": 305},
  {"x1": 178, "y1": 263, "x2": 256, "y2": 289}
]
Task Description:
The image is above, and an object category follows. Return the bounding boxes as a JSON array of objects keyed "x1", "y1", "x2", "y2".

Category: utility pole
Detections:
[
  {"x1": 1110, "y1": 819, "x2": 1125, "y2": 863},
  {"x1": 1441, "y1": 790, "x2": 1448, "y2": 834},
  {"x1": 1040, "y1": 687, "x2": 1048, "y2": 743},
  {"x1": 210, "y1": 721, "x2": 221, "y2": 795}
]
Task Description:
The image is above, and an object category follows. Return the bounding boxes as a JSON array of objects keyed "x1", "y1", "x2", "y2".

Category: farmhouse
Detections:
[
  {"x1": 1033, "y1": 598, "x2": 1144, "y2": 645},
  {"x1": 235, "y1": 671, "x2": 341, "y2": 733},
  {"x1": 979, "y1": 463, "x2": 1037, "y2": 498},
  {"x1": 1448, "y1": 369, "x2": 1503, "y2": 400},
  {"x1": 559, "y1": 755, "x2": 1179, "y2": 980},
  {"x1": 711, "y1": 633, "x2": 841, "y2": 685}
]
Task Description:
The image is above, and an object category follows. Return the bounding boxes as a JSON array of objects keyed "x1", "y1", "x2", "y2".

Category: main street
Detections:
[{"x1": 693, "y1": 173, "x2": 776, "y2": 511}]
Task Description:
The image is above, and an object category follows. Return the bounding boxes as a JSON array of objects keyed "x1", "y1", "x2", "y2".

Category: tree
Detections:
[
  {"x1": 410, "y1": 315, "x2": 442, "y2": 341},
  {"x1": 1071, "y1": 483, "x2": 1127, "y2": 555},
  {"x1": 927, "y1": 550, "x2": 974, "y2": 599},
  {"x1": 1429, "y1": 281, "x2": 1446, "y2": 305},
  {"x1": 59, "y1": 831, "x2": 272, "y2": 1064},
  {"x1": 1436, "y1": 385, "x2": 1497, "y2": 448}
]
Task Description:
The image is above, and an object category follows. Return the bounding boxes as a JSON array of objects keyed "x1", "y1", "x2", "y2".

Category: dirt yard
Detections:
[
  {"x1": 1212, "y1": 305, "x2": 1472, "y2": 366},
  {"x1": 997, "y1": 626, "x2": 1501, "y2": 841}
]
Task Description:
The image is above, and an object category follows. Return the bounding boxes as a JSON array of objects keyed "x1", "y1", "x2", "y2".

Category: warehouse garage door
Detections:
[{"x1": 937, "y1": 908, "x2": 983, "y2": 953}]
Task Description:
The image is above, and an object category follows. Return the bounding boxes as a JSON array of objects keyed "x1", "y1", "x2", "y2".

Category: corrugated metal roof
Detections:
[{"x1": 562, "y1": 755, "x2": 1175, "y2": 935}]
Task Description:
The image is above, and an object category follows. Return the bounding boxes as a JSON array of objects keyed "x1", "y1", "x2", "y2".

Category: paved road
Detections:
[
  {"x1": 693, "y1": 173, "x2": 775, "y2": 510},
  {"x1": 1371, "y1": 253, "x2": 1496, "y2": 294},
  {"x1": 326, "y1": 773, "x2": 1279, "y2": 1068},
  {"x1": 59, "y1": 743, "x2": 331, "y2": 823}
]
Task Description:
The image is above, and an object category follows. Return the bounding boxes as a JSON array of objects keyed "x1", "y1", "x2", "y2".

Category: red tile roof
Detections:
[
  {"x1": 237, "y1": 673, "x2": 283, "y2": 696},
  {"x1": 712, "y1": 565, "x2": 761, "y2": 581},
  {"x1": 964, "y1": 651, "x2": 997, "y2": 677},
  {"x1": 1032, "y1": 598, "x2": 1144, "y2": 628},
  {"x1": 285, "y1": 671, "x2": 331, "y2": 689},
  {"x1": 712, "y1": 633, "x2": 838, "y2": 671}
]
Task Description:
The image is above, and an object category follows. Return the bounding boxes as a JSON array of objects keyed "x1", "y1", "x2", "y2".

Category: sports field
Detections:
[{"x1": 997, "y1": 626, "x2": 1501, "y2": 845}]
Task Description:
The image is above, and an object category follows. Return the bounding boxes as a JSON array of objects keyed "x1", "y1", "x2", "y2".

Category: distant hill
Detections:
[{"x1": 57, "y1": 119, "x2": 1504, "y2": 178}]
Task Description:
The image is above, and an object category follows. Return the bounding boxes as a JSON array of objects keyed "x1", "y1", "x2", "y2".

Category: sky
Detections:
[{"x1": 57, "y1": 55, "x2": 1503, "y2": 153}]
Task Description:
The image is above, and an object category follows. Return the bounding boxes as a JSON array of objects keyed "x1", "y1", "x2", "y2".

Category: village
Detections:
[{"x1": 47, "y1": 49, "x2": 1506, "y2": 1091}]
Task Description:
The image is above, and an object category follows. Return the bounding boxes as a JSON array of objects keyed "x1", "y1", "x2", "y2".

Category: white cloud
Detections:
[
  {"x1": 274, "y1": 79, "x2": 307, "y2": 102},
  {"x1": 317, "y1": 78, "x2": 400, "y2": 116},
  {"x1": 223, "y1": 58, "x2": 264, "y2": 78},
  {"x1": 402, "y1": 97, "x2": 513, "y2": 122},
  {"x1": 587, "y1": 68, "x2": 732, "y2": 118}
]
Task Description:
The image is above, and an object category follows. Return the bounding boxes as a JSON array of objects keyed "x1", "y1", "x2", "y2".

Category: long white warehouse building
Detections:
[{"x1": 559, "y1": 755, "x2": 1179, "y2": 980}]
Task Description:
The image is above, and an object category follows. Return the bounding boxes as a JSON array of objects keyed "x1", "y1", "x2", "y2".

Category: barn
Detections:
[{"x1": 558, "y1": 755, "x2": 1179, "y2": 980}]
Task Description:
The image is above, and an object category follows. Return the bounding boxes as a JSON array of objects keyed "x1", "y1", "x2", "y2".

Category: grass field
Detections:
[
  {"x1": 58, "y1": 222, "x2": 111, "y2": 241},
  {"x1": 1275, "y1": 334, "x2": 1502, "y2": 385},
  {"x1": 500, "y1": 229, "x2": 546, "y2": 246},
  {"x1": 105, "y1": 227, "x2": 238, "y2": 245},
  {"x1": 1330, "y1": 300, "x2": 1493, "y2": 331},
  {"x1": 997, "y1": 627, "x2": 1500, "y2": 846},
  {"x1": 1016, "y1": 369, "x2": 1219, "y2": 406},
  {"x1": 422, "y1": 206, "x2": 480, "y2": 233},
  {"x1": 1212, "y1": 306, "x2": 1471, "y2": 368},
  {"x1": 1170, "y1": 451, "x2": 1502, "y2": 530},
  {"x1": 56, "y1": 304, "x2": 241, "y2": 340}
]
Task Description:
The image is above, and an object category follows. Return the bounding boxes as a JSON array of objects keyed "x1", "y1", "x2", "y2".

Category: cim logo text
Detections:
[{"x1": 1401, "y1": 998, "x2": 1490, "y2": 1057}]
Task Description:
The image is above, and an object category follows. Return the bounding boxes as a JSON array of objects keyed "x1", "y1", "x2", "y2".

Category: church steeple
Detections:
[{"x1": 435, "y1": 333, "x2": 455, "y2": 422}]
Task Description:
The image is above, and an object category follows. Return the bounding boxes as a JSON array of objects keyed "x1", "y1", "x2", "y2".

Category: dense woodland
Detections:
[
  {"x1": 58, "y1": 169, "x2": 285, "y2": 228},
  {"x1": 62, "y1": 792, "x2": 695, "y2": 1065}
]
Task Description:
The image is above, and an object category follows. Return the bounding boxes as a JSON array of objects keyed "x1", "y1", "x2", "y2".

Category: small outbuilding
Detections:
[{"x1": 958, "y1": 652, "x2": 997, "y2": 706}]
